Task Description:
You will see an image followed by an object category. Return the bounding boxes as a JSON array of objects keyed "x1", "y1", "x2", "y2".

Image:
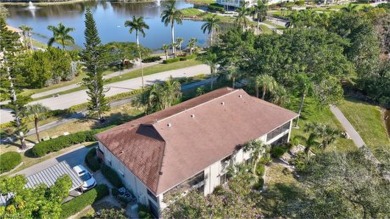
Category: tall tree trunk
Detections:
[
  {"x1": 210, "y1": 30, "x2": 213, "y2": 46},
  {"x1": 232, "y1": 77, "x2": 235, "y2": 89},
  {"x1": 136, "y1": 31, "x2": 139, "y2": 47},
  {"x1": 262, "y1": 85, "x2": 266, "y2": 99},
  {"x1": 171, "y1": 23, "x2": 175, "y2": 56},
  {"x1": 62, "y1": 39, "x2": 65, "y2": 50},
  {"x1": 8, "y1": 67, "x2": 26, "y2": 150},
  {"x1": 35, "y1": 117, "x2": 40, "y2": 142},
  {"x1": 255, "y1": 86, "x2": 259, "y2": 98},
  {"x1": 296, "y1": 92, "x2": 306, "y2": 127},
  {"x1": 139, "y1": 46, "x2": 144, "y2": 89}
]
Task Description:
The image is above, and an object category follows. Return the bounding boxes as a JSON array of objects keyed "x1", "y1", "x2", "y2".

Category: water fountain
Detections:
[
  {"x1": 156, "y1": 0, "x2": 161, "y2": 7},
  {"x1": 27, "y1": 1, "x2": 37, "y2": 10}
]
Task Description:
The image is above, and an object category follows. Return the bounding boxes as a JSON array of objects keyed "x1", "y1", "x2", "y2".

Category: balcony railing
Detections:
[{"x1": 163, "y1": 171, "x2": 205, "y2": 203}]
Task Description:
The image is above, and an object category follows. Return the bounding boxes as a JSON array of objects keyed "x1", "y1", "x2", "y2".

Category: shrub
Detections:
[
  {"x1": 162, "y1": 57, "x2": 180, "y2": 64},
  {"x1": 85, "y1": 148, "x2": 101, "y2": 172},
  {"x1": 253, "y1": 178, "x2": 264, "y2": 190},
  {"x1": 271, "y1": 146, "x2": 288, "y2": 158},
  {"x1": 31, "y1": 129, "x2": 106, "y2": 157},
  {"x1": 60, "y1": 184, "x2": 109, "y2": 219},
  {"x1": 101, "y1": 164, "x2": 123, "y2": 188},
  {"x1": 142, "y1": 56, "x2": 162, "y2": 63},
  {"x1": 0, "y1": 152, "x2": 22, "y2": 174},
  {"x1": 208, "y1": 3, "x2": 225, "y2": 13},
  {"x1": 213, "y1": 185, "x2": 224, "y2": 195},
  {"x1": 111, "y1": 187, "x2": 119, "y2": 197},
  {"x1": 138, "y1": 205, "x2": 154, "y2": 219},
  {"x1": 256, "y1": 164, "x2": 265, "y2": 176}
]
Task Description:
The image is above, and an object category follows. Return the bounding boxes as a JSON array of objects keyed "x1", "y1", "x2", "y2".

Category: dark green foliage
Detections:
[
  {"x1": 253, "y1": 177, "x2": 264, "y2": 190},
  {"x1": 208, "y1": 3, "x2": 225, "y2": 13},
  {"x1": 19, "y1": 48, "x2": 74, "y2": 88},
  {"x1": 60, "y1": 184, "x2": 109, "y2": 219},
  {"x1": 138, "y1": 205, "x2": 154, "y2": 219},
  {"x1": 162, "y1": 57, "x2": 180, "y2": 64},
  {"x1": 85, "y1": 147, "x2": 101, "y2": 172},
  {"x1": 92, "y1": 208, "x2": 127, "y2": 219},
  {"x1": 111, "y1": 187, "x2": 119, "y2": 197},
  {"x1": 101, "y1": 164, "x2": 123, "y2": 188},
  {"x1": 0, "y1": 152, "x2": 21, "y2": 173},
  {"x1": 103, "y1": 42, "x2": 151, "y2": 68},
  {"x1": 255, "y1": 164, "x2": 265, "y2": 176},
  {"x1": 142, "y1": 56, "x2": 162, "y2": 63},
  {"x1": 31, "y1": 130, "x2": 99, "y2": 157},
  {"x1": 270, "y1": 146, "x2": 288, "y2": 158}
]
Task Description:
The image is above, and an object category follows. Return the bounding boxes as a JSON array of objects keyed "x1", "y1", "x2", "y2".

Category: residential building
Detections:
[{"x1": 95, "y1": 88, "x2": 297, "y2": 216}]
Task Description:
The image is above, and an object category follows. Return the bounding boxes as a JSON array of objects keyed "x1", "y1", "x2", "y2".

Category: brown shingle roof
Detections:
[{"x1": 96, "y1": 88, "x2": 298, "y2": 195}]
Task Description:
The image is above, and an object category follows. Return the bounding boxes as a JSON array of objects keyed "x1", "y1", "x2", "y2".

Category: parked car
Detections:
[{"x1": 73, "y1": 165, "x2": 96, "y2": 191}]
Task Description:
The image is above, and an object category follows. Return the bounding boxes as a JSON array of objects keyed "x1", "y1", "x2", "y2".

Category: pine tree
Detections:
[
  {"x1": 0, "y1": 17, "x2": 29, "y2": 149},
  {"x1": 81, "y1": 8, "x2": 109, "y2": 121}
]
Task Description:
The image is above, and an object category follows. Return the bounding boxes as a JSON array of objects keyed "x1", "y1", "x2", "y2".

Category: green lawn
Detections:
[
  {"x1": 337, "y1": 99, "x2": 390, "y2": 160},
  {"x1": 290, "y1": 98, "x2": 356, "y2": 153}
]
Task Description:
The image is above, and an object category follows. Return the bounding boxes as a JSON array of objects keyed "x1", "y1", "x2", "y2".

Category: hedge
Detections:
[
  {"x1": 60, "y1": 184, "x2": 109, "y2": 219},
  {"x1": 0, "y1": 152, "x2": 22, "y2": 174},
  {"x1": 162, "y1": 57, "x2": 180, "y2": 64},
  {"x1": 31, "y1": 129, "x2": 100, "y2": 157},
  {"x1": 85, "y1": 148, "x2": 101, "y2": 172},
  {"x1": 142, "y1": 56, "x2": 162, "y2": 63},
  {"x1": 208, "y1": 3, "x2": 225, "y2": 13},
  {"x1": 271, "y1": 146, "x2": 289, "y2": 159},
  {"x1": 138, "y1": 205, "x2": 154, "y2": 219},
  {"x1": 101, "y1": 164, "x2": 124, "y2": 188}
]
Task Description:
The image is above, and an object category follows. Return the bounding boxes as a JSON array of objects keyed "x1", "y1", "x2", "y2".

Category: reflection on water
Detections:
[{"x1": 5, "y1": 1, "x2": 207, "y2": 49}]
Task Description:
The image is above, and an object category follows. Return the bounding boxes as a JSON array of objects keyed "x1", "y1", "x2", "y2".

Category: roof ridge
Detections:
[{"x1": 155, "y1": 88, "x2": 240, "y2": 123}]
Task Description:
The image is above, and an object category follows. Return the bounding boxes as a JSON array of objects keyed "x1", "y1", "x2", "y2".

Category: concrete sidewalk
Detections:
[{"x1": 330, "y1": 105, "x2": 366, "y2": 147}]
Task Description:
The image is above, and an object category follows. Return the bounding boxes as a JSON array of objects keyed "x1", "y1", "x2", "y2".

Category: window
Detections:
[
  {"x1": 147, "y1": 189, "x2": 158, "y2": 203},
  {"x1": 266, "y1": 122, "x2": 290, "y2": 142},
  {"x1": 220, "y1": 174, "x2": 228, "y2": 185},
  {"x1": 148, "y1": 200, "x2": 159, "y2": 218}
]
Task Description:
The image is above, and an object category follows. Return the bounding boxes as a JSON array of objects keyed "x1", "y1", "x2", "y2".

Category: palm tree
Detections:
[
  {"x1": 201, "y1": 14, "x2": 220, "y2": 46},
  {"x1": 295, "y1": 74, "x2": 311, "y2": 127},
  {"x1": 125, "y1": 16, "x2": 149, "y2": 89},
  {"x1": 253, "y1": 0, "x2": 268, "y2": 29},
  {"x1": 341, "y1": 3, "x2": 358, "y2": 13},
  {"x1": 162, "y1": 44, "x2": 169, "y2": 60},
  {"x1": 257, "y1": 74, "x2": 277, "y2": 100},
  {"x1": 224, "y1": 66, "x2": 241, "y2": 89},
  {"x1": 47, "y1": 23, "x2": 75, "y2": 50},
  {"x1": 175, "y1": 37, "x2": 183, "y2": 54},
  {"x1": 188, "y1": 38, "x2": 197, "y2": 55},
  {"x1": 200, "y1": 52, "x2": 218, "y2": 89},
  {"x1": 161, "y1": 0, "x2": 183, "y2": 56},
  {"x1": 19, "y1": 25, "x2": 33, "y2": 50},
  {"x1": 285, "y1": 11, "x2": 300, "y2": 28},
  {"x1": 25, "y1": 104, "x2": 49, "y2": 142},
  {"x1": 124, "y1": 16, "x2": 149, "y2": 47},
  {"x1": 235, "y1": 6, "x2": 249, "y2": 31},
  {"x1": 146, "y1": 76, "x2": 182, "y2": 113},
  {"x1": 243, "y1": 140, "x2": 267, "y2": 176}
]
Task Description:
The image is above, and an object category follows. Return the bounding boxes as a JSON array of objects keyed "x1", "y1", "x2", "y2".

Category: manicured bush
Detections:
[
  {"x1": 101, "y1": 164, "x2": 123, "y2": 188},
  {"x1": 208, "y1": 3, "x2": 225, "y2": 13},
  {"x1": 60, "y1": 184, "x2": 109, "y2": 219},
  {"x1": 31, "y1": 129, "x2": 106, "y2": 157},
  {"x1": 142, "y1": 56, "x2": 162, "y2": 63},
  {"x1": 256, "y1": 164, "x2": 265, "y2": 176},
  {"x1": 162, "y1": 57, "x2": 180, "y2": 64},
  {"x1": 270, "y1": 146, "x2": 288, "y2": 159},
  {"x1": 85, "y1": 147, "x2": 101, "y2": 172},
  {"x1": 138, "y1": 205, "x2": 154, "y2": 219},
  {"x1": 0, "y1": 152, "x2": 22, "y2": 174}
]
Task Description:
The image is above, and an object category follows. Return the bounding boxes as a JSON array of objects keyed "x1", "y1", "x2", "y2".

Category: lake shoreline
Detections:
[{"x1": 0, "y1": 0, "x2": 161, "y2": 6}]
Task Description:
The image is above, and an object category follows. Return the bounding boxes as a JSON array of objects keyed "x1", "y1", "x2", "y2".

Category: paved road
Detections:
[
  {"x1": 14, "y1": 145, "x2": 90, "y2": 177},
  {"x1": 330, "y1": 105, "x2": 366, "y2": 147},
  {"x1": 0, "y1": 64, "x2": 210, "y2": 124},
  {"x1": 31, "y1": 61, "x2": 160, "y2": 99}
]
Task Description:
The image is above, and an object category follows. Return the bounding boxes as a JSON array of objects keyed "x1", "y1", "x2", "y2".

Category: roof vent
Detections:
[
  {"x1": 167, "y1": 123, "x2": 172, "y2": 127},
  {"x1": 159, "y1": 171, "x2": 163, "y2": 175},
  {"x1": 239, "y1": 95, "x2": 243, "y2": 98},
  {"x1": 221, "y1": 102, "x2": 225, "y2": 105},
  {"x1": 191, "y1": 114, "x2": 195, "y2": 118}
]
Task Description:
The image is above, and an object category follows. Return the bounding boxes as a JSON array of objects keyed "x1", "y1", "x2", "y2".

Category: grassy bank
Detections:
[
  {"x1": 290, "y1": 98, "x2": 356, "y2": 153},
  {"x1": 337, "y1": 99, "x2": 390, "y2": 161},
  {"x1": 1, "y1": 0, "x2": 89, "y2": 6}
]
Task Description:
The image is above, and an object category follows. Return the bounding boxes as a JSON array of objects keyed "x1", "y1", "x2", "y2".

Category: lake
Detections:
[{"x1": 4, "y1": 1, "x2": 208, "y2": 50}]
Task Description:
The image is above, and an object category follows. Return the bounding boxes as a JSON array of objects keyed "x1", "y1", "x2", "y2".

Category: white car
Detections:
[{"x1": 73, "y1": 165, "x2": 96, "y2": 191}]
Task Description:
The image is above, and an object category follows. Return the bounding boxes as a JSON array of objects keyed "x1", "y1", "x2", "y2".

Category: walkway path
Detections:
[{"x1": 330, "y1": 105, "x2": 365, "y2": 147}]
